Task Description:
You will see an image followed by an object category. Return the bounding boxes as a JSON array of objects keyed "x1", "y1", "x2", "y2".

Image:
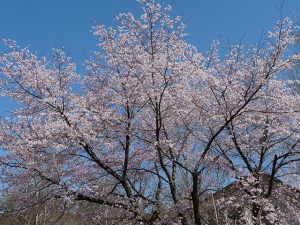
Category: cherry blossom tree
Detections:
[
  {"x1": 0, "y1": 0, "x2": 299, "y2": 224},
  {"x1": 289, "y1": 21, "x2": 300, "y2": 93}
]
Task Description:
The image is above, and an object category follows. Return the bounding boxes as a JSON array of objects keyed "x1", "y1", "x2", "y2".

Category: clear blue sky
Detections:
[
  {"x1": 0, "y1": 0, "x2": 299, "y2": 61},
  {"x1": 0, "y1": 0, "x2": 299, "y2": 113}
]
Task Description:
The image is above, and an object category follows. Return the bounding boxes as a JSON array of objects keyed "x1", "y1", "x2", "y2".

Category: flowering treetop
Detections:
[{"x1": 0, "y1": 1, "x2": 299, "y2": 224}]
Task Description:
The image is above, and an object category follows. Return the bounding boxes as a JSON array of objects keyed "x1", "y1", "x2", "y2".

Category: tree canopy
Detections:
[{"x1": 0, "y1": 1, "x2": 299, "y2": 224}]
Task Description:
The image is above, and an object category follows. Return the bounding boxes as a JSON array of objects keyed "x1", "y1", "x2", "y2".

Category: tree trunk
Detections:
[{"x1": 191, "y1": 172, "x2": 201, "y2": 225}]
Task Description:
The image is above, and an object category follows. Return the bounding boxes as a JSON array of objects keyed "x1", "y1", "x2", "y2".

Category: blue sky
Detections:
[
  {"x1": 0, "y1": 0, "x2": 299, "y2": 114},
  {"x1": 0, "y1": 0, "x2": 299, "y2": 61}
]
